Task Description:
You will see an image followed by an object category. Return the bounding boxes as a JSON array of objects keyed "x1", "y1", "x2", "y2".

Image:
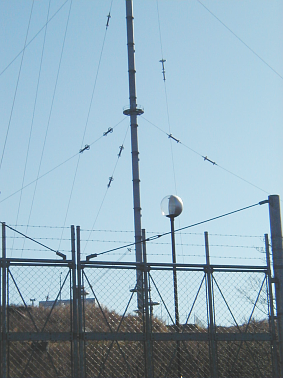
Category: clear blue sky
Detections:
[{"x1": 0, "y1": 0, "x2": 282, "y2": 267}]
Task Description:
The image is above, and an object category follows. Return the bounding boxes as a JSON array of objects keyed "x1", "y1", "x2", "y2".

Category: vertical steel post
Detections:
[
  {"x1": 125, "y1": 0, "x2": 143, "y2": 311},
  {"x1": 170, "y1": 217, "x2": 181, "y2": 378},
  {"x1": 142, "y1": 229, "x2": 153, "y2": 378},
  {"x1": 71, "y1": 225, "x2": 79, "y2": 378},
  {"x1": 76, "y1": 226, "x2": 84, "y2": 378},
  {"x1": 205, "y1": 232, "x2": 218, "y2": 378},
  {"x1": 265, "y1": 233, "x2": 280, "y2": 377},
  {"x1": 269, "y1": 195, "x2": 283, "y2": 376},
  {"x1": 2, "y1": 222, "x2": 7, "y2": 378}
]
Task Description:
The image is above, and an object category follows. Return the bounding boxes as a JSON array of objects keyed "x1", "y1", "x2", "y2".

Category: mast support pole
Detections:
[{"x1": 124, "y1": 0, "x2": 144, "y2": 310}]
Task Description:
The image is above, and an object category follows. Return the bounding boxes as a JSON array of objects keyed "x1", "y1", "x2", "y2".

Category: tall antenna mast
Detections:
[{"x1": 123, "y1": 0, "x2": 144, "y2": 310}]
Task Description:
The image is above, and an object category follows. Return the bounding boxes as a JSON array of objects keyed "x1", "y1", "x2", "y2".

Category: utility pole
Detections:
[
  {"x1": 268, "y1": 195, "x2": 283, "y2": 377},
  {"x1": 124, "y1": 0, "x2": 144, "y2": 310}
]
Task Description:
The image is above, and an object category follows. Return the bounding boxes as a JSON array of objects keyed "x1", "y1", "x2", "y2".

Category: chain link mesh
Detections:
[
  {"x1": 5, "y1": 265, "x2": 73, "y2": 377},
  {"x1": 1, "y1": 262, "x2": 278, "y2": 377}
]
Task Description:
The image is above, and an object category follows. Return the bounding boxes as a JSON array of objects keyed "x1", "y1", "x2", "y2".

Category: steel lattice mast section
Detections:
[{"x1": 123, "y1": 0, "x2": 144, "y2": 310}]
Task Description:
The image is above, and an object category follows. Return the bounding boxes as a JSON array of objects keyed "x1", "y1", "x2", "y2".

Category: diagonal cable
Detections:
[
  {"x1": 0, "y1": 120, "x2": 125, "y2": 206},
  {"x1": 87, "y1": 201, "x2": 261, "y2": 259},
  {"x1": 196, "y1": 0, "x2": 283, "y2": 80},
  {"x1": 142, "y1": 116, "x2": 270, "y2": 195}
]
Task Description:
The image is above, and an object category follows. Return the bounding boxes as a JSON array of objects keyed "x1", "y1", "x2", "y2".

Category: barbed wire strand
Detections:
[
  {"x1": 6, "y1": 225, "x2": 264, "y2": 238},
  {"x1": 2, "y1": 222, "x2": 61, "y2": 256},
  {"x1": 87, "y1": 201, "x2": 262, "y2": 259}
]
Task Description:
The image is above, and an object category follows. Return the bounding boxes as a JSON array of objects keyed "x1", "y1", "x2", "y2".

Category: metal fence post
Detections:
[
  {"x1": 76, "y1": 226, "x2": 84, "y2": 377},
  {"x1": 269, "y1": 195, "x2": 283, "y2": 376},
  {"x1": 142, "y1": 229, "x2": 153, "y2": 378},
  {"x1": 71, "y1": 225, "x2": 79, "y2": 378},
  {"x1": 1, "y1": 222, "x2": 7, "y2": 378},
  {"x1": 205, "y1": 232, "x2": 218, "y2": 378},
  {"x1": 265, "y1": 233, "x2": 280, "y2": 377}
]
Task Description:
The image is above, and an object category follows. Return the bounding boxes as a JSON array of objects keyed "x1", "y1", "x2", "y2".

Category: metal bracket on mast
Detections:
[{"x1": 123, "y1": 105, "x2": 144, "y2": 116}]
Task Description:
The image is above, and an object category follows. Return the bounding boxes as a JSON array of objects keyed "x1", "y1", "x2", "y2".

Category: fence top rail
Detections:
[
  {"x1": 149, "y1": 263, "x2": 268, "y2": 271},
  {"x1": 0, "y1": 257, "x2": 73, "y2": 266},
  {"x1": 0, "y1": 258, "x2": 268, "y2": 271},
  {"x1": 212, "y1": 267, "x2": 268, "y2": 273},
  {"x1": 81, "y1": 260, "x2": 268, "y2": 272},
  {"x1": 81, "y1": 261, "x2": 206, "y2": 269},
  {"x1": 209, "y1": 264, "x2": 267, "y2": 271}
]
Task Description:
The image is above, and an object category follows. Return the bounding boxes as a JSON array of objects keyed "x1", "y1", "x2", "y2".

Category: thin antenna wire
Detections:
[
  {"x1": 56, "y1": 0, "x2": 115, "y2": 251},
  {"x1": 24, "y1": 0, "x2": 73, "y2": 238},
  {"x1": 0, "y1": 119, "x2": 126, "y2": 206},
  {"x1": 156, "y1": 1, "x2": 185, "y2": 265},
  {"x1": 3, "y1": 1, "x2": 35, "y2": 257},
  {"x1": 0, "y1": 0, "x2": 70, "y2": 77},
  {"x1": 82, "y1": 123, "x2": 130, "y2": 254},
  {"x1": 156, "y1": 0, "x2": 177, "y2": 194},
  {"x1": 0, "y1": 1, "x2": 35, "y2": 175},
  {"x1": 19, "y1": 0, "x2": 52, "y2": 256}
]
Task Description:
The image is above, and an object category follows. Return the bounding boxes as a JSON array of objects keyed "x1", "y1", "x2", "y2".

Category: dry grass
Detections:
[{"x1": 4, "y1": 304, "x2": 276, "y2": 377}]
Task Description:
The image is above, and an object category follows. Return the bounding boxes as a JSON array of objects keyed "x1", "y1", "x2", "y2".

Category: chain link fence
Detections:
[
  {"x1": 79, "y1": 262, "x2": 277, "y2": 378},
  {"x1": 2, "y1": 262, "x2": 75, "y2": 378},
  {"x1": 0, "y1": 225, "x2": 280, "y2": 377}
]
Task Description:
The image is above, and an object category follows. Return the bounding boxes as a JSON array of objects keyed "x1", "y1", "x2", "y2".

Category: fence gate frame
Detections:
[
  {"x1": 77, "y1": 229, "x2": 280, "y2": 378},
  {"x1": 1, "y1": 224, "x2": 79, "y2": 378},
  {"x1": 0, "y1": 223, "x2": 281, "y2": 377}
]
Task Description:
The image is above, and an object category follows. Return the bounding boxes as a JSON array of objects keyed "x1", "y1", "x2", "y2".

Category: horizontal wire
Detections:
[
  {"x1": 5, "y1": 226, "x2": 264, "y2": 238},
  {"x1": 80, "y1": 251, "x2": 264, "y2": 261},
  {"x1": 147, "y1": 254, "x2": 264, "y2": 260},
  {"x1": 4, "y1": 205, "x2": 264, "y2": 259},
  {"x1": 8, "y1": 225, "x2": 70, "y2": 229},
  {"x1": 2, "y1": 236, "x2": 264, "y2": 250},
  {"x1": 3, "y1": 236, "x2": 72, "y2": 241},
  {"x1": 4, "y1": 204, "x2": 262, "y2": 259},
  {"x1": 5, "y1": 248, "x2": 70, "y2": 253}
]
